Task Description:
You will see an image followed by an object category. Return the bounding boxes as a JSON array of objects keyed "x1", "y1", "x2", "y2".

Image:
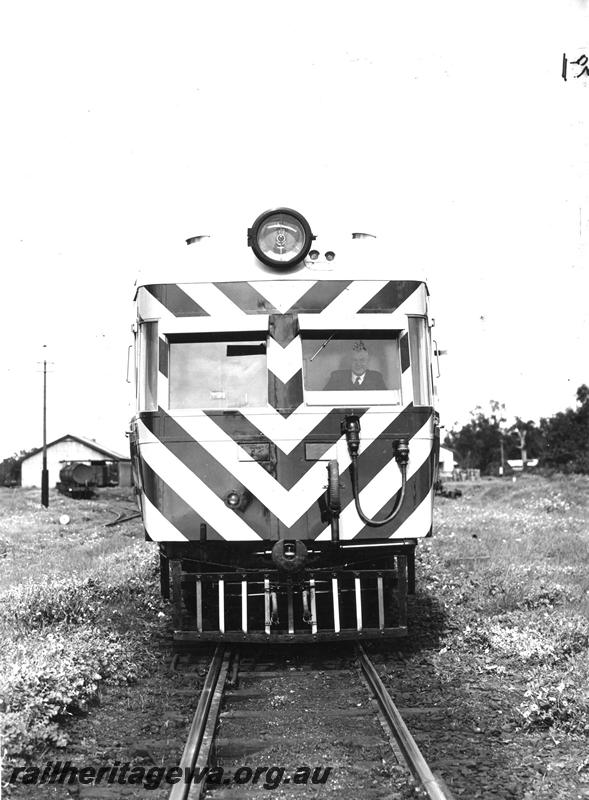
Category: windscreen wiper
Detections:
[{"x1": 309, "y1": 334, "x2": 334, "y2": 362}]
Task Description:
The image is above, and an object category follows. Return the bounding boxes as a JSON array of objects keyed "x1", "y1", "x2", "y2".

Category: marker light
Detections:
[
  {"x1": 225, "y1": 490, "x2": 241, "y2": 508},
  {"x1": 248, "y1": 208, "x2": 314, "y2": 268}
]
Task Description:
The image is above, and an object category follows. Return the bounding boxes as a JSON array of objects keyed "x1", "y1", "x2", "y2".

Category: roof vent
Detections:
[{"x1": 186, "y1": 235, "x2": 211, "y2": 245}]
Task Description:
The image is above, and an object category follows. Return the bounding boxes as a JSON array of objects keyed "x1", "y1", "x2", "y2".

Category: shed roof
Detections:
[{"x1": 21, "y1": 434, "x2": 128, "y2": 463}]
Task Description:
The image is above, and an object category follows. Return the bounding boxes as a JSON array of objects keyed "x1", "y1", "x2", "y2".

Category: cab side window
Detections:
[
  {"x1": 408, "y1": 317, "x2": 432, "y2": 405},
  {"x1": 138, "y1": 321, "x2": 158, "y2": 412}
]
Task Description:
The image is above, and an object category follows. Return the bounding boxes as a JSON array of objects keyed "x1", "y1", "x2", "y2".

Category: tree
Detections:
[
  {"x1": 444, "y1": 401, "x2": 506, "y2": 475},
  {"x1": 507, "y1": 418, "x2": 546, "y2": 464},
  {"x1": 540, "y1": 385, "x2": 589, "y2": 473},
  {"x1": 0, "y1": 448, "x2": 37, "y2": 486}
]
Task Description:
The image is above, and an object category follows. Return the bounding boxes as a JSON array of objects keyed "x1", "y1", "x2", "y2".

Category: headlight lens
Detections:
[{"x1": 248, "y1": 208, "x2": 313, "y2": 267}]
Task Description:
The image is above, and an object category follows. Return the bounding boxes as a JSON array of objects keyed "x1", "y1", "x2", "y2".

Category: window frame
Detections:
[
  {"x1": 166, "y1": 330, "x2": 269, "y2": 412},
  {"x1": 300, "y1": 329, "x2": 404, "y2": 408}
]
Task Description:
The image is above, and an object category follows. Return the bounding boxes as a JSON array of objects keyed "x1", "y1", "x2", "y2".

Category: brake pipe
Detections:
[{"x1": 343, "y1": 415, "x2": 409, "y2": 528}]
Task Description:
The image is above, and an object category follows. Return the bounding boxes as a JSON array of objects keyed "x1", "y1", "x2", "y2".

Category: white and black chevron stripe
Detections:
[
  {"x1": 138, "y1": 404, "x2": 434, "y2": 542},
  {"x1": 139, "y1": 279, "x2": 424, "y2": 416},
  {"x1": 136, "y1": 279, "x2": 433, "y2": 543}
]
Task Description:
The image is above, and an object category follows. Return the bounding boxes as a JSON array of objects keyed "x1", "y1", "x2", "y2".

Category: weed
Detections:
[{"x1": 0, "y1": 489, "x2": 161, "y2": 759}]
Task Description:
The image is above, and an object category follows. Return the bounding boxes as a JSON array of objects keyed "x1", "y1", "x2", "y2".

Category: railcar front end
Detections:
[{"x1": 130, "y1": 209, "x2": 439, "y2": 642}]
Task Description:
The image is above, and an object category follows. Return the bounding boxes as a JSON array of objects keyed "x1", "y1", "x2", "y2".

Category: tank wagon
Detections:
[
  {"x1": 56, "y1": 462, "x2": 97, "y2": 499},
  {"x1": 130, "y1": 208, "x2": 439, "y2": 642}
]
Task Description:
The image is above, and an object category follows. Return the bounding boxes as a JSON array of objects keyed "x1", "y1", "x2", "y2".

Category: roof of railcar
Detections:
[{"x1": 134, "y1": 233, "x2": 429, "y2": 290}]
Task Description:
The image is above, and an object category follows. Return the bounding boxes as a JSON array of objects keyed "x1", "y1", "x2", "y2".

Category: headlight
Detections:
[{"x1": 248, "y1": 208, "x2": 314, "y2": 268}]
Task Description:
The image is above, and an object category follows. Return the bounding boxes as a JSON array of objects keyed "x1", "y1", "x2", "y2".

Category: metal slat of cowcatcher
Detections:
[
  {"x1": 196, "y1": 576, "x2": 203, "y2": 633},
  {"x1": 332, "y1": 576, "x2": 341, "y2": 634},
  {"x1": 287, "y1": 578, "x2": 295, "y2": 634},
  {"x1": 309, "y1": 576, "x2": 318, "y2": 635},
  {"x1": 218, "y1": 577, "x2": 225, "y2": 634},
  {"x1": 355, "y1": 574, "x2": 363, "y2": 632},
  {"x1": 241, "y1": 577, "x2": 248, "y2": 634},
  {"x1": 397, "y1": 556, "x2": 408, "y2": 629},
  {"x1": 264, "y1": 577, "x2": 271, "y2": 635},
  {"x1": 377, "y1": 574, "x2": 385, "y2": 632}
]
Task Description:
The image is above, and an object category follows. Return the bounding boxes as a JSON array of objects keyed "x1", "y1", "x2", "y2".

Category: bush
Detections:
[
  {"x1": 518, "y1": 664, "x2": 589, "y2": 734},
  {"x1": 0, "y1": 625, "x2": 156, "y2": 757},
  {"x1": 0, "y1": 542, "x2": 161, "y2": 759},
  {"x1": 484, "y1": 612, "x2": 588, "y2": 661}
]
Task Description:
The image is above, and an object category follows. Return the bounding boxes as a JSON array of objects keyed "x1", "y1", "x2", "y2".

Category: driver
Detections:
[{"x1": 324, "y1": 341, "x2": 386, "y2": 390}]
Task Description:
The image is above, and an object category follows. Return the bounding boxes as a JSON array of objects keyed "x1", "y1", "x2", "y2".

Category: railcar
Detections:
[{"x1": 130, "y1": 208, "x2": 439, "y2": 642}]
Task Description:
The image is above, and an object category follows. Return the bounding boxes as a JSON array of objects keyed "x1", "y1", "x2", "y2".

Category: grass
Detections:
[
  {"x1": 0, "y1": 487, "x2": 142, "y2": 587},
  {"x1": 424, "y1": 472, "x2": 589, "y2": 739},
  {"x1": 0, "y1": 488, "x2": 162, "y2": 761},
  {"x1": 433, "y1": 474, "x2": 589, "y2": 608}
]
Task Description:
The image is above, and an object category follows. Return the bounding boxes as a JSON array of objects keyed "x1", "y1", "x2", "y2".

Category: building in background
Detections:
[
  {"x1": 20, "y1": 435, "x2": 130, "y2": 488},
  {"x1": 506, "y1": 458, "x2": 539, "y2": 473},
  {"x1": 438, "y1": 445, "x2": 458, "y2": 476}
]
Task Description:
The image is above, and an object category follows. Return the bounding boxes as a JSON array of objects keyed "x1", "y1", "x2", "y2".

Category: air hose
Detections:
[{"x1": 343, "y1": 415, "x2": 409, "y2": 528}]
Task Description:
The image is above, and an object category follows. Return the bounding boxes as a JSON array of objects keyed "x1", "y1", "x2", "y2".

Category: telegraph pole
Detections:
[
  {"x1": 513, "y1": 426, "x2": 528, "y2": 472},
  {"x1": 41, "y1": 347, "x2": 49, "y2": 507}
]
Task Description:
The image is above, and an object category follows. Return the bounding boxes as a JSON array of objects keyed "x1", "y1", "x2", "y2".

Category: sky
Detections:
[{"x1": 1, "y1": 0, "x2": 588, "y2": 460}]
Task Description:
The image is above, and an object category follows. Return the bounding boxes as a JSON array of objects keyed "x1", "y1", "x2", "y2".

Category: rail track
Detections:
[{"x1": 169, "y1": 644, "x2": 454, "y2": 800}]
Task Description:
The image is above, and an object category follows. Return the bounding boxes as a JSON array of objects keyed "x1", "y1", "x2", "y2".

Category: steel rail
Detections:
[
  {"x1": 356, "y1": 643, "x2": 454, "y2": 800},
  {"x1": 169, "y1": 645, "x2": 232, "y2": 800}
]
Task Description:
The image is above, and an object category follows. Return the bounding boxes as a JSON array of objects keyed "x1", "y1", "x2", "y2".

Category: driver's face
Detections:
[{"x1": 351, "y1": 352, "x2": 369, "y2": 376}]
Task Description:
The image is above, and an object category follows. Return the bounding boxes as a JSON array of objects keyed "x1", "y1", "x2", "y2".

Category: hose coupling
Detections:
[
  {"x1": 393, "y1": 438, "x2": 410, "y2": 467},
  {"x1": 342, "y1": 415, "x2": 361, "y2": 457}
]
